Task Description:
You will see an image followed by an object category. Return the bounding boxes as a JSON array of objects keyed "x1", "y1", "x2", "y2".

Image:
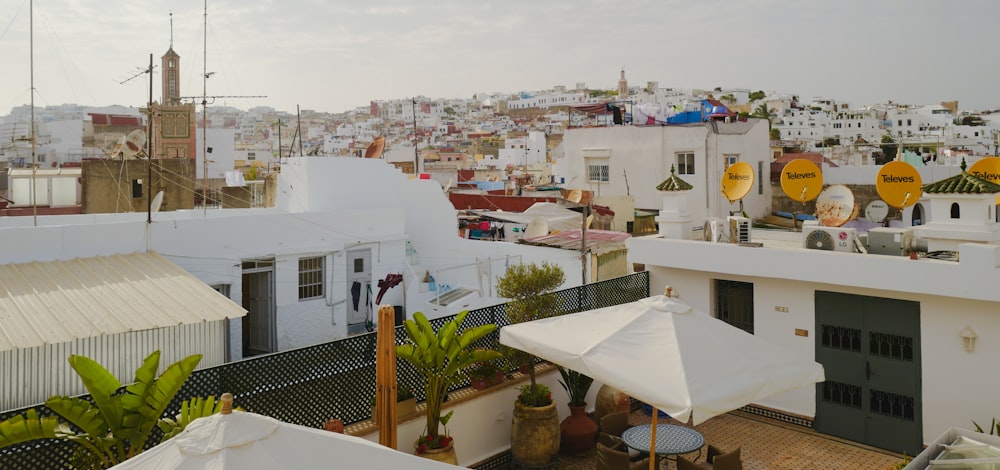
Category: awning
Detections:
[{"x1": 0, "y1": 252, "x2": 246, "y2": 352}]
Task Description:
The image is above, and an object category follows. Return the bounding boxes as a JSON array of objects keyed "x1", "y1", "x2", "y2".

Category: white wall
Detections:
[
  {"x1": 196, "y1": 128, "x2": 238, "y2": 179},
  {"x1": 0, "y1": 158, "x2": 585, "y2": 359},
  {"x1": 631, "y1": 234, "x2": 1000, "y2": 446},
  {"x1": 557, "y1": 121, "x2": 772, "y2": 223}
]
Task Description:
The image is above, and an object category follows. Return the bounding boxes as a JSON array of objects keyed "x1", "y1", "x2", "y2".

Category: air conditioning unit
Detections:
[
  {"x1": 803, "y1": 226, "x2": 858, "y2": 253},
  {"x1": 702, "y1": 218, "x2": 728, "y2": 243},
  {"x1": 866, "y1": 227, "x2": 913, "y2": 256},
  {"x1": 728, "y1": 216, "x2": 751, "y2": 243}
]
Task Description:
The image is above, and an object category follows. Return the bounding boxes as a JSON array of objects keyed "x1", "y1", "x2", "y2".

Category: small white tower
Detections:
[{"x1": 655, "y1": 165, "x2": 693, "y2": 240}]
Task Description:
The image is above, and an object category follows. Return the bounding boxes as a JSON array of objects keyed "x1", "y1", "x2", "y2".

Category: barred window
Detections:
[
  {"x1": 715, "y1": 279, "x2": 754, "y2": 334},
  {"x1": 298, "y1": 256, "x2": 325, "y2": 300},
  {"x1": 586, "y1": 157, "x2": 610, "y2": 183}
]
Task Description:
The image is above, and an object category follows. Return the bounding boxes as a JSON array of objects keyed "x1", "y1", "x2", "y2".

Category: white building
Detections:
[
  {"x1": 0, "y1": 158, "x2": 584, "y2": 362},
  {"x1": 628, "y1": 170, "x2": 1000, "y2": 455},
  {"x1": 555, "y1": 119, "x2": 773, "y2": 230}
]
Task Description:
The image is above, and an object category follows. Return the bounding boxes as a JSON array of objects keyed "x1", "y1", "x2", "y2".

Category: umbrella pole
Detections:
[
  {"x1": 649, "y1": 406, "x2": 657, "y2": 470},
  {"x1": 376, "y1": 304, "x2": 398, "y2": 449}
]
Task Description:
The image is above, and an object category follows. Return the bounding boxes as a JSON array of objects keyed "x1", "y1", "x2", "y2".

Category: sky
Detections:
[{"x1": 1, "y1": 0, "x2": 999, "y2": 116}]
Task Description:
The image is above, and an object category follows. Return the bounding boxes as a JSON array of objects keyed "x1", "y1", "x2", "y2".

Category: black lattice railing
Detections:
[{"x1": 0, "y1": 271, "x2": 648, "y2": 469}]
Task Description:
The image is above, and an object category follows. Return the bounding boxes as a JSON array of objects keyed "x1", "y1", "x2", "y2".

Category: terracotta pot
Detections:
[
  {"x1": 510, "y1": 401, "x2": 560, "y2": 467},
  {"x1": 560, "y1": 403, "x2": 598, "y2": 456},
  {"x1": 470, "y1": 371, "x2": 504, "y2": 390},
  {"x1": 594, "y1": 384, "x2": 630, "y2": 424},
  {"x1": 322, "y1": 418, "x2": 344, "y2": 433},
  {"x1": 414, "y1": 439, "x2": 458, "y2": 465}
]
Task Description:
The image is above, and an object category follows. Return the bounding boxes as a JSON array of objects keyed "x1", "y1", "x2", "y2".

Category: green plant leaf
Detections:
[
  {"x1": 67, "y1": 355, "x2": 124, "y2": 437},
  {"x1": 44, "y1": 396, "x2": 109, "y2": 439},
  {"x1": 129, "y1": 354, "x2": 202, "y2": 450},
  {"x1": 0, "y1": 409, "x2": 59, "y2": 448},
  {"x1": 120, "y1": 351, "x2": 164, "y2": 439}
]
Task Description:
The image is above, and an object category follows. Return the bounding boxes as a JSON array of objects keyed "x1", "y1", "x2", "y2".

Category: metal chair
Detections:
[
  {"x1": 678, "y1": 445, "x2": 742, "y2": 470},
  {"x1": 596, "y1": 434, "x2": 651, "y2": 470}
]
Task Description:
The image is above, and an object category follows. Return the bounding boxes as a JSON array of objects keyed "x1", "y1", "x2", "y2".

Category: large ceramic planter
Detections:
[
  {"x1": 510, "y1": 401, "x2": 560, "y2": 467},
  {"x1": 560, "y1": 403, "x2": 598, "y2": 456},
  {"x1": 594, "y1": 384, "x2": 630, "y2": 424},
  {"x1": 414, "y1": 439, "x2": 459, "y2": 465}
]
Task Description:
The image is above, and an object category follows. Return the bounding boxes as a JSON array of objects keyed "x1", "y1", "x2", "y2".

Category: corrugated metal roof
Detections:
[{"x1": 0, "y1": 252, "x2": 246, "y2": 352}]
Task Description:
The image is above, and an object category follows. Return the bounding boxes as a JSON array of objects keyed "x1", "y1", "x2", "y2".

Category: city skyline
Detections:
[{"x1": 1, "y1": 0, "x2": 998, "y2": 116}]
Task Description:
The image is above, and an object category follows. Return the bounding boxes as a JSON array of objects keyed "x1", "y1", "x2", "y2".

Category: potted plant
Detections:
[
  {"x1": 397, "y1": 386, "x2": 416, "y2": 417},
  {"x1": 467, "y1": 361, "x2": 504, "y2": 390},
  {"x1": 556, "y1": 366, "x2": 598, "y2": 455},
  {"x1": 372, "y1": 386, "x2": 417, "y2": 421},
  {"x1": 397, "y1": 311, "x2": 501, "y2": 464},
  {"x1": 497, "y1": 262, "x2": 565, "y2": 467}
]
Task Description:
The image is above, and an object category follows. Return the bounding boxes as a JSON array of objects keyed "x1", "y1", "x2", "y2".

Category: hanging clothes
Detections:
[{"x1": 351, "y1": 281, "x2": 361, "y2": 311}]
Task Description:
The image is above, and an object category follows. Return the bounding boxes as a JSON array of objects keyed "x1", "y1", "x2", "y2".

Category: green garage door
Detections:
[{"x1": 814, "y1": 291, "x2": 922, "y2": 455}]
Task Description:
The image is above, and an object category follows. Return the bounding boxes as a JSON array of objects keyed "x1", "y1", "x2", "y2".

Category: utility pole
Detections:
[{"x1": 411, "y1": 98, "x2": 419, "y2": 174}]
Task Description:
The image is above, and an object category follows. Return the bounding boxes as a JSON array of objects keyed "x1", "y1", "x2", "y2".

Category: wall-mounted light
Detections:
[{"x1": 961, "y1": 326, "x2": 977, "y2": 353}]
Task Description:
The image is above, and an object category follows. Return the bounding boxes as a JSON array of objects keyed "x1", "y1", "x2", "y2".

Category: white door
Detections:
[{"x1": 346, "y1": 249, "x2": 372, "y2": 326}]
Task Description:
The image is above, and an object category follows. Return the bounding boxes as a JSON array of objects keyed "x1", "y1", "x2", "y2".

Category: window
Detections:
[
  {"x1": 585, "y1": 157, "x2": 610, "y2": 182},
  {"x1": 298, "y1": 256, "x2": 325, "y2": 300},
  {"x1": 715, "y1": 279, "x2": 754, "y2": 334},
  {"x1": 723, "y1": 154, "x2": 739, "y2": 168},
  {"x1": 950, "y1": 202, "x2": 960, "y2": 219},
  {"x1": 248, "y1": 152, "x2": 256, "y2": 161},
  {"x1": 676, "y1": 152, "x2": 695, "y2": 175}
]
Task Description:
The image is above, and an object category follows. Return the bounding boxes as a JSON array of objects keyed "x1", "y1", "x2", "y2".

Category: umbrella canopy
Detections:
[
  {"x1": 499, "y1": 294, "x2": 824, "y2": 425},
  {"x1": 110, "y1": 410, "x2": 465, "y2": 469}
]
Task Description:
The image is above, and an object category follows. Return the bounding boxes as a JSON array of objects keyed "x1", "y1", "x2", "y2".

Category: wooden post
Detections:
[{"x1": 376, "y1": 304, "x2": 398, "y2": 449}]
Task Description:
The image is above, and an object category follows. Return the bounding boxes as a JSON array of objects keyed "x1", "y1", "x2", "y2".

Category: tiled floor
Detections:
[{"x1": 559, "y1": 409, "x2": 905, "y2": 470}]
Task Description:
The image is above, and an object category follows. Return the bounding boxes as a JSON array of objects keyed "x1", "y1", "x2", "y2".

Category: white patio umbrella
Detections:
[
  {"x1": 499, "y1": 291, "x2": 825, "y2": 425},
  {"x1": 500, "y1": 291, "x2": 824, "y2": 469},
  {"x1": 111, "y1": 395, "x2": 465, "y2": 469}
]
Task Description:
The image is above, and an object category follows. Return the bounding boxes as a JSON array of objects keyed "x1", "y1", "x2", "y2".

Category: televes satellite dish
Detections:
[
  {"x1": 566, "y1": 189, "x2": 582, "y2": 204},
  {"x1": 864, "y1": 200, "x2": 889, "y2": 223},
  {"x1": 875, "y1": 161, "x2": 922, "y2": 209},
  {"x1": 720, "y1": 161, "x2": 754, "y2": 203},
  {"x1": 151, "y1": 191, "x2": 164, "y2": 213},
  {"x1": 815, "y1": 184, "x2": 856, "y2": 227},
  {"x1": 123, "y1": 129, "x2": 147, "y2": 159},
  {"x1": 364, "y1": 136, "x2": 385, "y2": 159},
  {"x1": 523, "y1": 216, "x2": 548, "y2": 238},
  {"x1": 780, "y1": 159, "x2": 823, "y2": 203},
  {"x1": 968, "y1": 157, "x2": 1000, "y2": 184}
]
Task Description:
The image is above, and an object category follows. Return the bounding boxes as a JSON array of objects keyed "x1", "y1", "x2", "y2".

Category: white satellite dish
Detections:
[
  {"x1": 123, "y1": 129, "x2": 147, "y2": 159},
  {"x1": 864, "y1": 200, "x2": 889, "y2": 224},
  {"x1": 151, "y1": 191, "x2": 164, "y2": 213},
  {"x1": 815, "y1": 184, "x2": 857, "y2": 227},
  {"x1": 523, "y1": 217, "x2": 549, "y2": 238}
]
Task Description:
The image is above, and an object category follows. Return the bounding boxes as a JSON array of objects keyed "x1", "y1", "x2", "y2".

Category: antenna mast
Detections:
[
  {"x1": 30, "y1": 0, "x2": 37, "y2": 226},
  {"x1": 202, "y1": 0, "x2": 209, "y2": 216}
]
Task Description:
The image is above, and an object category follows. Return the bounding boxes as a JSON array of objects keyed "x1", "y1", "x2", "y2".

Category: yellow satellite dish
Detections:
[
  {"x1": 968, "y1": 157, "x2": 1000, "y2": 184},
  {"x1": 780, "y1": 159, "x2": 823, "y2": 202},
  {"x1": 876, "y1": 161, "x2": 922, "y2": 209},
  {"x1": 721, "y1": 161, "x2": 754, "y2": 203}
]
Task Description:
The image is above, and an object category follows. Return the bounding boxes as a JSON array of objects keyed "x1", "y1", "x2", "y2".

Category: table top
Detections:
[{"x1": 621, "y1": 424, "x2": 705, "y2": 456}]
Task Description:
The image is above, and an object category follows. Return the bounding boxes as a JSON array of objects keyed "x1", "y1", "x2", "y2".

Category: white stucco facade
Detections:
[
  {"x1": 629, "y1": 231, "x2": 1000, "y2": 450},
  {"x1": 554, "y1": 120, "x2": 772, "y2": 228},
  {"x1": 0, "y1": 158, "x2": 583, "y2": 361}
]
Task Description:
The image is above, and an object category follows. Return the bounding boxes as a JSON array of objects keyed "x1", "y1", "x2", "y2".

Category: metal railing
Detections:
[{"x1": 0, "y1": 271, "x2": 649, "y2": 468}]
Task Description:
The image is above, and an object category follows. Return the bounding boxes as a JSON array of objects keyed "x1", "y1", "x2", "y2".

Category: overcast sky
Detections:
[{"x1": 2, "y1": 0, "x2": 998, "y2": 116}]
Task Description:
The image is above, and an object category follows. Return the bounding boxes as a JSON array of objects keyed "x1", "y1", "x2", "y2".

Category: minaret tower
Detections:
[
  {"x1": 616, "y1": 68, "x2": 628, "y2": 97},
  {"x1": 161, "y1": 12, "x2": 181, "y2": 105}
]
